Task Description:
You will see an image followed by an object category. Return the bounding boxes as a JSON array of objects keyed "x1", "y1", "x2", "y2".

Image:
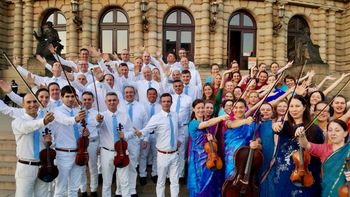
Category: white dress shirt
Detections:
[
  {"x1": 85, "y1": 108, "x2": 99, "y2": 139},
  {"x1": 140, "y1": 110, "x2": 184, "y2": 151},
  {"x1": 126, "y1": 100, "x2": 148, "y2": 130},
  {"x1": 171, "y1": 93, "x2": 192, "y2": 126},
  {"x1": 12, "y1": 113, "x2": 48, "y2": 161},
  {"x1": 0, "y1": 99, "x2": 24, "y2": 118},
  {"x1": 183, "y1": 83, "x2": 201, "y2": 102},
  {"x1": 50, "y1": 104, "x2": 82, "y2": 149},
  {"x1": 126, "y1": 79, "x2": 162, "y2": 104},
  {"x1": 97, "y1": 110, "x2": 134, "y2": 150}
]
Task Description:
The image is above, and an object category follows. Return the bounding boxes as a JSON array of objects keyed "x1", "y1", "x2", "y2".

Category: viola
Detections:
[
  {"x1": 290, "y1": 143, "x2": 314, "y2": 187},
  {"x1": 338, "y1": 157, "x2": 350, "y2": 197},
  {"x1": 37, "y1": 128, "x2": 59, "y2": 182},
  {"x1": 75, "y1": 118, "x2": 89, "y2": 166},
  {"x1": 204, "y1": 130, "x2": 223, "y2": 170},
  {"x1": 114, "y1": 123, "x2": 130, "y2": 168},
  {"x1": 222, "y1": 121, "x2": 263, "y2": 197}
]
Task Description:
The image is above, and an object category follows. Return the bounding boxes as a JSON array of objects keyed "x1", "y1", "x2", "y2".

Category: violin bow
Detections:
[
  {"x1": 280, "y1": 59, "x2": 307, "y2": 125},
  {"x1": 90, "y1": 68, "x2": 100, "y2": 113},
  {"x1": 302, "y1": 76, "x2": 350, "y2": 133},
  {"x1": 2, "y1": 51, "x2": 45, "y2": 109}
]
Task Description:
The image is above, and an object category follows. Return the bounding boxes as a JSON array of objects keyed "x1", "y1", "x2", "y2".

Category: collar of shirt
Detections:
[
  {"x1": 127, "y1": 100, "x2": 135, "y2": 105},
  {"x1": 23, "y1": 113, "x2": 36, "y2": 120},
  {"x1": 62, "y1": 104, "x2": 74, "y2": 112},
  {"x1": 160, "y1": 110, "x2": 171, "y2": 117},
  {"x1": 106, "y1": 110, "x2": 118, "y2": 117}
]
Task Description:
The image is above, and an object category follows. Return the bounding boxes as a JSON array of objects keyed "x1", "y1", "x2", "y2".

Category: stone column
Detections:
[
  {"x1": 199, "y1": 0, "x2": 210, "y2": 67},
  {"x1": 22, "y1": 0, "x2": 33, "y2": 65},
  {"x1": 13, "y1": 0, "x2": 23, "y2": 63},
  {"x1": 212, "y1": 1, "x2": 224, "y2": 65},
  {"x1": 316, "y1": 8, "x2": 327, "y2": 63},
  {"x1": 263, "y1": 1, "x2": 274, "y2": 64},
  {"x1": 81, "y1": 0, "x2": 92, "y2": 48},
  {"x1": 68, "y1": 13, "x2": 79, "y2": 58},
  {"x1": 326, "y1": 9, "x2": 336, "y2": 70},
  {"x1": 133, "y1": 1, "x2": 143, "y2": 57},
  {"x1": 146, "y1": 0, "x2": 157, "y2": 54}
]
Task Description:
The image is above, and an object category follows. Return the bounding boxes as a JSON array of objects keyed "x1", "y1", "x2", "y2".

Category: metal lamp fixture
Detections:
[
  {"x1": 140, "y1": 0, "x2": 149, "y2": 32},
  {"x1": 71, "y1": 0, "x2": 82, "y2": 31},
  {"x1": 209, "y1": 1, "x2": 219, "y2": 33}
]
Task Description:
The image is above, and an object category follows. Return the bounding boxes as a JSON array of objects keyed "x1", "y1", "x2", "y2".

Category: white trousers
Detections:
[
  {"x1": 100, "y1": 148, "x2": 130, "y2": 197},
  {"x1": 139, "y1": 135, "x2": 157, "y2": 177},
  {"x1": 156, "y1": 151, "x2": 179, "y2": 197},
  {"x1": 53, "y1": 151, "x2": 84, "y2": 197},
  {"x1": 178, "y1": 125, "x2": 189, "y2": 178},
  {"x1": 80, "y1": 139, "x2": 99, "y2": 192},
  {"x1": 116, "y1": 164, "x2": 137, "y2": 195},
  {"x1": 15, "y1": 162, "x2": 49, "y2": 197}
]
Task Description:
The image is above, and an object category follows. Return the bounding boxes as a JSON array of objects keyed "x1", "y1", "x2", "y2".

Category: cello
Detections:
[
  {"x1": 338, "y1": 157, "x2": 350, "y2": 197},
  {"x1": 204, "y1": 128, "x2": 223, "y2": 170},
  {"x1": 222, "y1": 118, "x2": 263, "y2": 197},
  {"x1": 37, "y1": 128, "x2": 59, "y2": 182},
  {"x1": 114, "y1": 123, "x2": 130, "y2": 168},
  {"x1": 75, "y1": 116, "x2": 89, "y2": 166}
]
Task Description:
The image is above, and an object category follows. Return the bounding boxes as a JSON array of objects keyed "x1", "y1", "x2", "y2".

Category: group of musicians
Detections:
[{"x1": 2, "y1": 46, "x2": 350, "y2": 197}]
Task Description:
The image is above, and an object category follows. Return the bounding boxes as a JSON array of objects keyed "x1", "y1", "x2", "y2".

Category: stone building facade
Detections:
[{"x1": 0, "y1": 0, "x2": 349, "y2": 95}]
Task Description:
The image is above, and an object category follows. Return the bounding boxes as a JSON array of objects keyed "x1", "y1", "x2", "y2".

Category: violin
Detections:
[
  {"x1": 338, "y1": 157, "x2": 350, "y2": 197},
  {"x1": 37, "y1": 128, "x2": 59, "y2": 182},
  {"x1": 114, "y1": 123, "x2": 130, "y2": 168},
  {"x1": 290, "y1": 142, "x2": 314, "y2": 187},
  {"x1": 75, "y1": 118, "x2": 89, "y2": 166},
  {"x1": 204, "y1": 130, "x2": 223, "y2": 170},
  {"x1": 222, "y1": 121, "x2": 263, "y2": 197}
]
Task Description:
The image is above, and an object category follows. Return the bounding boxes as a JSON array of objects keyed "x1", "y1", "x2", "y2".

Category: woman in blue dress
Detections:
[
  {"x1": 224, "y1": 98, "x2": 256, "y2": 179},
  {"x1": 187, "y1": 99, "x2": 229, "y2": 197},
  {"x1": 269, "y1": 95, "x2": 324, "y2": 196}
]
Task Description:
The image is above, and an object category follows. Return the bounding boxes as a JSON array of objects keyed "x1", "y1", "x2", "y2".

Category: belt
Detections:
[
  {"x1": 157, "y1": 149, "x2": 178, "y2": 154},
  {"x1": 18, "y1": 159, "x2": 41, "y2": 166},
  {"x1": 55, "y1": 148, "x2": 78, "y2": 152},
  {"x1": 102, "y1": 147, "x2": 115, "y2": 152}
]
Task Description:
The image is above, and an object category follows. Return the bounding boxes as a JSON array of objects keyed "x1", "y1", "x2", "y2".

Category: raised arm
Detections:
[
  {"x1": 198, "y1": 114, "x2": 229, "y2": 130},
  {"x1": 276, "y1": 61, "x2": 293, "y2": 75},
  {"x1": 323, "y1": 73, "x2": 350, "y2": 96},
  {"x1": 226, "y1": 116, "x2": 254, "y2": 129}
]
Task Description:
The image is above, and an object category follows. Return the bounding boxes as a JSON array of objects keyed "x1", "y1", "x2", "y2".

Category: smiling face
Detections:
[
  {"x1": 327, "y1": 121, "x2": 348, "y2": 145},
  {"x1": 23, "y1": 94, "x2": 39, "y2": 117},
  {"x1": 310, "y1": 92, "x2": 323, "y2": 106},
  {"x1": 288, "y1": 98, "x2": 305, "y2": 121},
  {"x1": 203, "y1": 85, "x2": 213, "y2": 98},
  {"x1": 260, "y1": 103, "x2": 273, "y2": 121},
  {"x1": 233, "y1": 101, "x2": 246, "y2": 119},
  {"x1": 270, "y1": 63, "x2": 279, "y2": 74},
  {"x1": 315, "y1": 102, "x2": 330, "y2": 122},
  {"x1": 276, "y1": 101, "x2": 288, "y2": 118},
  {"x1": 204, "y1": 102, "x2": 214, "y2": 118},
  {"x1": 193, "y1": 102, "x2": 205, "y2": 120},
  {"x1": 332, "y1": 96, "x2": 346, "y2": 115}
]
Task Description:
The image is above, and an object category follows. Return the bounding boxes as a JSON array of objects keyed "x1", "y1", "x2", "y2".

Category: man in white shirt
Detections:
[
  {"x1": 181, "y1": 70, "x2": 200, "y2": 102},
  {"x1": 179, "y1": 57, "x2": 202, "y2": 94},
  {"x1": 139, "y1": 88, "x2": 161, "y2": 185},
  {"x1": 79, "y1": 91, "x2": 100, "y2": 197},
  {"x1": 12, "y1": 93, "x2": 55, "y2": 197},
  {"x1": 50, "y1": 86, "x2": 88, "y2": 197},
  {"x1": 135, "y1": 93, "x2": 184, "y2": 197},
  {"x1": 171, "y1": 80, "x2": 192, "y2": 180},
  {"x1": 114, "y1": 49, "x2": 135, "y2": 71},
  {"x1": 96, "y1": 92, "x2": 134, "y2": 197},
  {"x1": 116, "y1": 86, "x2": 148, "y2": 196}
]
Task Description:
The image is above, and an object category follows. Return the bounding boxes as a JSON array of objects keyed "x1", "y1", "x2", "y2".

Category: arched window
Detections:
[
  {"x1": 99, "y1": 8, "x2": 129, "y2": 53},
  {"x1": 163, "y1": 8, "x2": 194, "y2": 61},
  {"x1": 287, "y1": 16, "x2": 310, "y2": 62},
  {"x1": 43, "y1": 10, "x2": 67, "y2": 54},
  {"x1": 228, "y1": 11, "x2": 256, "y2": 69}
]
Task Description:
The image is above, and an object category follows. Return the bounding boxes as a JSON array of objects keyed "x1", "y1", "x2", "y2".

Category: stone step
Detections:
[
  {"x1": 0, "y1": 134, "x2": 14, "y2": 141},
  {"x1": 0, "y1": 140, "x2": 16, "y2": 151},
  {"x1": 0, "y1": 150, "x2": 17, "y2": 162},
  {"x1": 0, "y1": 189, "x2": 15, "y2": 197},
  {"x1": 0, "y1": 162, "x2": 16, "y2": 176},
  {"x1": 0, "y1": 175, "x2": 15, "y2": 190}
]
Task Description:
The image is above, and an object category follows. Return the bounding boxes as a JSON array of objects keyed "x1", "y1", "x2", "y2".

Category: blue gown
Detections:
[
  {"x1": 266, "y1": 123, "x2": 324, "y2": 197},
  {"x1": 224, "y1": 122, "x2": 255, "y2": 179},
  {"x1": 187, "y1": 120, "x2": 223, "y2": 197}
]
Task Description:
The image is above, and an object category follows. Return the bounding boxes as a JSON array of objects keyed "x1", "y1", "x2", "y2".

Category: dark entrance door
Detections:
[{"x1": 228, "y1": 30, "x2": 241, "y2": 67}]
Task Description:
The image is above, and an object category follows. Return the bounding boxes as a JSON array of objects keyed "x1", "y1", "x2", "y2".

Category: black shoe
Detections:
[
  {"x1": 179, "y1": 177, "x2": 187, "y2": 185},
  {"x1": 98, "y1": 174, "x2": 103, "y2": 185},
  {"x1": 131, "y1": 194, "x2": 139, "y2": 197},
  {"x1": 115, "y1": 195, "x2": 122, "y2": 197},
  {"x1": 139, "y1": 177, "x2": 147, "y2": 186},
  {"x1": 152, "y1": 175, "x2": 158, "y2": 183},
  {"x1": 91, "y1": 191, "x2": 98, "y2": 197},
  {"x1": 81, "y1": 192, "x2": 88, "y2": 197}
]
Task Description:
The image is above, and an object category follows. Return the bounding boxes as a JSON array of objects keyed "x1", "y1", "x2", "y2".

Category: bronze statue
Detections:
[{"x1": 33, "y1": 21, "x2": 64, "y2": 60}]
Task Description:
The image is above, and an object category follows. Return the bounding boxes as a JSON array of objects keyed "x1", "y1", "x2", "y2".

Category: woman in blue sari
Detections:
[
  {"x1": 270, "y1": 95, "x2": 324, "y2": 196},
  {"x1": 224, "y1": 98, "x2": 255, "y2": 179},
  {"x1": 295, "y1": 119, "x2": 350, "y2": 197},
  {"x1": 187, "y1": 99, "x2": 229, "y2": 197}
]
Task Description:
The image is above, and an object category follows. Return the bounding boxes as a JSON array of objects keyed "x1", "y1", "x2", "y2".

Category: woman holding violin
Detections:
[
  {"x1": 271, "y1": 95, "x2": 324, "y2": 196},
  {"x1": 187, "y1": 99, "x2": 229, "y2": 197},
  {"x1": 295, "y1": 119, "x2": 350, "y2": 197}
]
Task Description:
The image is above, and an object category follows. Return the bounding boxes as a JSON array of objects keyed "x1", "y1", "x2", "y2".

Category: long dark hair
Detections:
[
  {"x1": 287, "y1": 95, "x2": 311, "y2": 127},
  {"x1": 202, "y1": 83, "x2": 215, "y2": 101},
  {"x1": 191, "y1": 99, "x2": 205, "y2": 120}
]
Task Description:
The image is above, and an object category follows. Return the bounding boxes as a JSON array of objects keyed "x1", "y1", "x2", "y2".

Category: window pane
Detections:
[
  {"x1": 46, "y1": 14, "x2": 54, "y2": 23},
  {"x1": 166, "y1": 31, "x2": 177, "y2": 42},
  {"x1": 229, "y1": 14, "x2": 239, "y2": 26},
  {"x1": 102, "y1": 30, "x2": 113, "y2": 53},
  {"x1": 117, "y1": 30, "x2": 128, "y2": 53},
  {"x1": 166, "y1": 12, "x2": 177, "y2": 24},
  {"x1": 58, "y1": 31, "x2": 66, "y2": 54},
  {"x1": 117, "y1": 11, "x2": 127, "y2": 23},
  {"x1": 181, "y1": 31, "x2": 191, "y2": 43},
  {"x1": 103, "y1": 11, "x2": 113, "y2": 23},
  {"x1": 243, "y1": 15, "x2": 253, "y2": 27},
  {"x1": 181, "y1": 12, "x2": 191, "y2": 24},
  {"x1": 243, "y1": 33, "x2": 254, "y2": 56},
  {"x1": 57, "y1": 13, "x2": 66, "y2": 25},
  {"x1": 165, "y1": 31, "x2": 177, "y2": 54}
]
